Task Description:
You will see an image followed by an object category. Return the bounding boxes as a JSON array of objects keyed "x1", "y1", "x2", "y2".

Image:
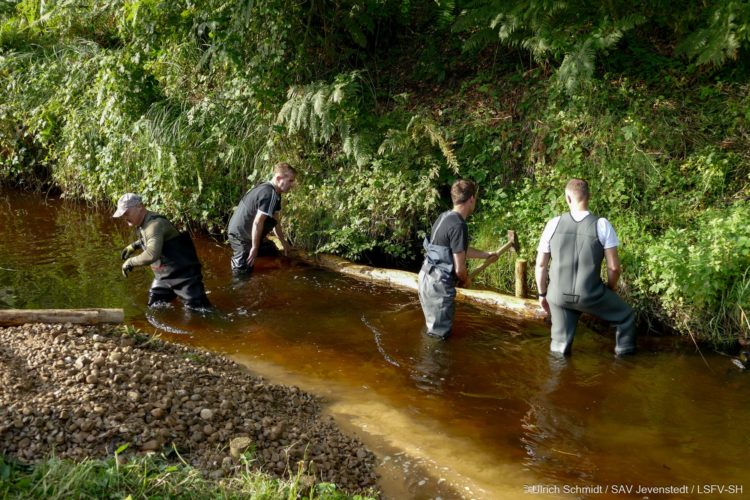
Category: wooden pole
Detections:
[
  {"x1": 0, "y1": 308, "x2": 124, "y2": 327},
  {"x1": 515, "y1": 259, "x2": 528, "y2": 298}
]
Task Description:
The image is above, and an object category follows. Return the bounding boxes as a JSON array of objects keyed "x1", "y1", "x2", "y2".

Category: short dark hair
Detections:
[
  {"x1": 565, "y1": 178, "x2": 589, "y2": 201},
  {"x1": 451, "y1": 179, "x2": 477, "y2": 205},
  {"x1": 273, "y1": 162, "x2": 297, "y2": 177}
]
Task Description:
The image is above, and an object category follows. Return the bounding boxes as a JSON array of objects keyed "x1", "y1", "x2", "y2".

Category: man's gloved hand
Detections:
[
  {"x1": 121, "y1": 262, "x2": 133, "y2": 278},
  {"x1": 120, "y1": 241, "x2": 142, "y2": 260}
]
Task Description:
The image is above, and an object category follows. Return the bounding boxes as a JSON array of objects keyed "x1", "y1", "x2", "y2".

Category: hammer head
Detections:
[{"x1": 507, "y1": 230, "x2": 520, "y2": 253}]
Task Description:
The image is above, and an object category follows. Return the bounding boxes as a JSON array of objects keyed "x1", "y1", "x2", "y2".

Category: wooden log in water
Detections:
[
  {"x1": 0, "y1": 308, "x2": 124, "y2": 326},
  {"x1": 287, "y1": 249, "x2": 545, "y2": 321}
]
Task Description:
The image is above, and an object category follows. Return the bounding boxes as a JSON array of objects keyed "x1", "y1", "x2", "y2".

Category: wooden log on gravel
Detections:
[{"x1": 0, "y1": 308, "x2": 124, "y2": 326}]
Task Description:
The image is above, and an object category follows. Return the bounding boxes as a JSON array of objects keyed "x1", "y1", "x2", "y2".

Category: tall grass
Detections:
[{"x1": 0, "y1": 452, "x2": 376, "y2": 500}]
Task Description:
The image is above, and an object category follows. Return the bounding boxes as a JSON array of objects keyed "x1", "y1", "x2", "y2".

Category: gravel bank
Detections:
[{"x1": 0, "y1": 323, "x2": 378, "y2": 492}]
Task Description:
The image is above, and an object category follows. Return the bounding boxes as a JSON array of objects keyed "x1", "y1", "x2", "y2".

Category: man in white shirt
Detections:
[{"x1": 535, "y1": 179, "x2": 635, "y2": 356}]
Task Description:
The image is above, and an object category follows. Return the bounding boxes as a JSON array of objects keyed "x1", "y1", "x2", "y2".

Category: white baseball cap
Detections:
[{"x1": 113, "y1": 193, "x2": 143, "y2": 218}]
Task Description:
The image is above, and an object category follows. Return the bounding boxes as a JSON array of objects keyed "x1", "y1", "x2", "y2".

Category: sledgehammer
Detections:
[{"x1": 469, "y1": 230, "x2": 520, "y2": 280}]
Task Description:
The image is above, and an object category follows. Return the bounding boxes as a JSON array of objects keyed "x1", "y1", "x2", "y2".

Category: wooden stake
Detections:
[{"x1": 515, "y1": 259, "x2": 528, "y2": 298}]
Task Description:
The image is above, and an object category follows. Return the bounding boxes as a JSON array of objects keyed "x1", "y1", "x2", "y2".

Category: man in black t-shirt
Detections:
[
  {"x1": 227, "y1": 162, "x2": 297, "y2": 276},
  {"x1": 418, "y1": 179, "x2": 499, "y2": 338}
]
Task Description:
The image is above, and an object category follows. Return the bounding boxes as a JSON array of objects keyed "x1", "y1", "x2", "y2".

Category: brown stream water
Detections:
[{"x1": 1, "y1": 189, "x2": 748, "y2": 499}]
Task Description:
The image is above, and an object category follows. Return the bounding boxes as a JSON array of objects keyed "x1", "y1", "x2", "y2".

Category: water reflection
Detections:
[
  {"x1": 411, "y1": 333, "x2": 451, "y2": 394},
  {"x1": 521, "y1": 355, "x2": 598, "y2": 483}
]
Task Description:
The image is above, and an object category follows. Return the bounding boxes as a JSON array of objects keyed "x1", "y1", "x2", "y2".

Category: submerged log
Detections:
[
  {"x1": 287, "y1": 249, "x2": 545, "y2": 321},
  {"x1": 0, "y1": 308, "x2": 124, "y2": 326}
]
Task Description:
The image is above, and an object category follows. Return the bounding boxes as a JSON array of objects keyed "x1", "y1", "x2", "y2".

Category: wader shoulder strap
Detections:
[{"x1": 428, "y1": 211, "x2": 452, "y2": 244}]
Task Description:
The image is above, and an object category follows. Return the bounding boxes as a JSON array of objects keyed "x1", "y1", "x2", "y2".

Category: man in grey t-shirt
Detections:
[
  {"x1": 227, "y1": 162, "x2": 297, "y2": 276},
  {"x1": 418, "y1": 179, "x2": 499, "y2": 338}
]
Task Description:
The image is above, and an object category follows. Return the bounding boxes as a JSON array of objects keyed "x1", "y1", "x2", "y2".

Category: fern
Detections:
[
  {"x1": 679, "y1": 1, "x2": 750, "y2": 66},
  {"x1": 557, "y1": 40, "x2": 596, "y2": 94},
  {"x1": 407, "y1": 114, "x2": 460, "y2": 173},
  {"x1": 378, "y1": 114, "x2": 459, "y2": 174},
  {"x1": 276, "y1": 71, "x2": 372, "y2": 166},
  {"x1": 455, "y1": 1, "x2": 651, "y2": 92}
]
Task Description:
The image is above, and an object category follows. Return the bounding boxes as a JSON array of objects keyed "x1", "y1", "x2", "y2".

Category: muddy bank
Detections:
[{"x1": 0, "y1": 323, "x2": 378, "y2": 492}]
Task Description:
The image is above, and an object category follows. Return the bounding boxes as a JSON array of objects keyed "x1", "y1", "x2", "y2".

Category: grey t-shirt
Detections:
[
  {"x1": 227, "y1": 182, "x2": 281, "y2": 242},
  {"x1": 429, "y1": 211, "x2": 468, "y2": 254}
]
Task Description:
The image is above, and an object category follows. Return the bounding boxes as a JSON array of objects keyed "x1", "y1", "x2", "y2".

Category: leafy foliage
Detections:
[
  {"x1": 454, "y1": 0, "x2": 750, "y2": 92},
  {"x1": 678, "y1": 1, "x2": 750, "y2": 66}
]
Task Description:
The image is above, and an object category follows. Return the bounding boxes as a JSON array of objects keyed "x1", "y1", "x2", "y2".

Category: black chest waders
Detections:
[
  {"x1": 418, "y1": 213, "x2": 459, "y2": 338},
  {"x1": 142, "y1": 218, "x2": 211, "y2": 310},
  {"x1": 547, "y1": 213, "x2": 636, "y2": 356},
  {"x1": 228, "y1": 190, "x2": 280, "y2": 276}
]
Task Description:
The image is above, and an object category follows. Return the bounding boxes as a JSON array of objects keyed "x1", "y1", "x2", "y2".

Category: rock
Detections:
[
  {"x1": 140, "y1": 440, "x2": 161, "y2": 452},
  {"x1": 0, "y1": 323, "x2": 377, "y2": 492},
  {"x1": 229, "y1": 437, "x2": 253, "y2": 459},
  {"x1": 74, "y1": 356, "x2": 89, "y2": 370},
  {"x1": 269, "y1": 423, "x2": 285, "y2": 441}
]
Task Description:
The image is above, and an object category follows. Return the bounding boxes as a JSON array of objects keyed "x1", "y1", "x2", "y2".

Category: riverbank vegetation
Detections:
[
  {"x1": 0, "y1": 452, "x2": 370, "y2": 499},
  {"x1": 1, "y1": 1, "x2": 749, "y2": 346}
]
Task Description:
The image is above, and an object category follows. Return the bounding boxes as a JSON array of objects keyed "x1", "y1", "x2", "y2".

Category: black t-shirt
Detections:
[
  {"x1": 429, "y1": 211, "x2": 468, "y2": 254},
  {"x1": 227, "y1": 182, "x2": 282, "y2": 242}
]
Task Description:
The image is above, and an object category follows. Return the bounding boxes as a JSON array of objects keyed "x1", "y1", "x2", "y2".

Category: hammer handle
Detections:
[{"x1": 469, "y1": 240, "x2": 515, "y2": 280}]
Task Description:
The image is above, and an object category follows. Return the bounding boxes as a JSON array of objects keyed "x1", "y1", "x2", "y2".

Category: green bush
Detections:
[{"x1": 639, "y1": 203, "x2": 750, "y2": 343}]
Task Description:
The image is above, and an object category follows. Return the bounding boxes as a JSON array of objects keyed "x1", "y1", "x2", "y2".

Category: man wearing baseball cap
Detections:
[{"x1": 114, "y1": 193, "x2": 211, "y2": 310}]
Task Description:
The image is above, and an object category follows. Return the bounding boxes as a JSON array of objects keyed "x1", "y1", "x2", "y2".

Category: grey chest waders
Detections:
[
  {"x1": 547, "y1": 213, "x2": 636, "y2": 356},
  {"x1": 419, "y1": 213, "x2": 459, "y2": 338}
]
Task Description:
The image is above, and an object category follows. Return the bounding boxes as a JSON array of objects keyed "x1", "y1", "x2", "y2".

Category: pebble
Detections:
[
  {"x1": 140, "y1": 440, "x2": 161, "y2": 452},
  {"x1": 0, "y1": 323, "x2": 377, "y2": 493}
]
